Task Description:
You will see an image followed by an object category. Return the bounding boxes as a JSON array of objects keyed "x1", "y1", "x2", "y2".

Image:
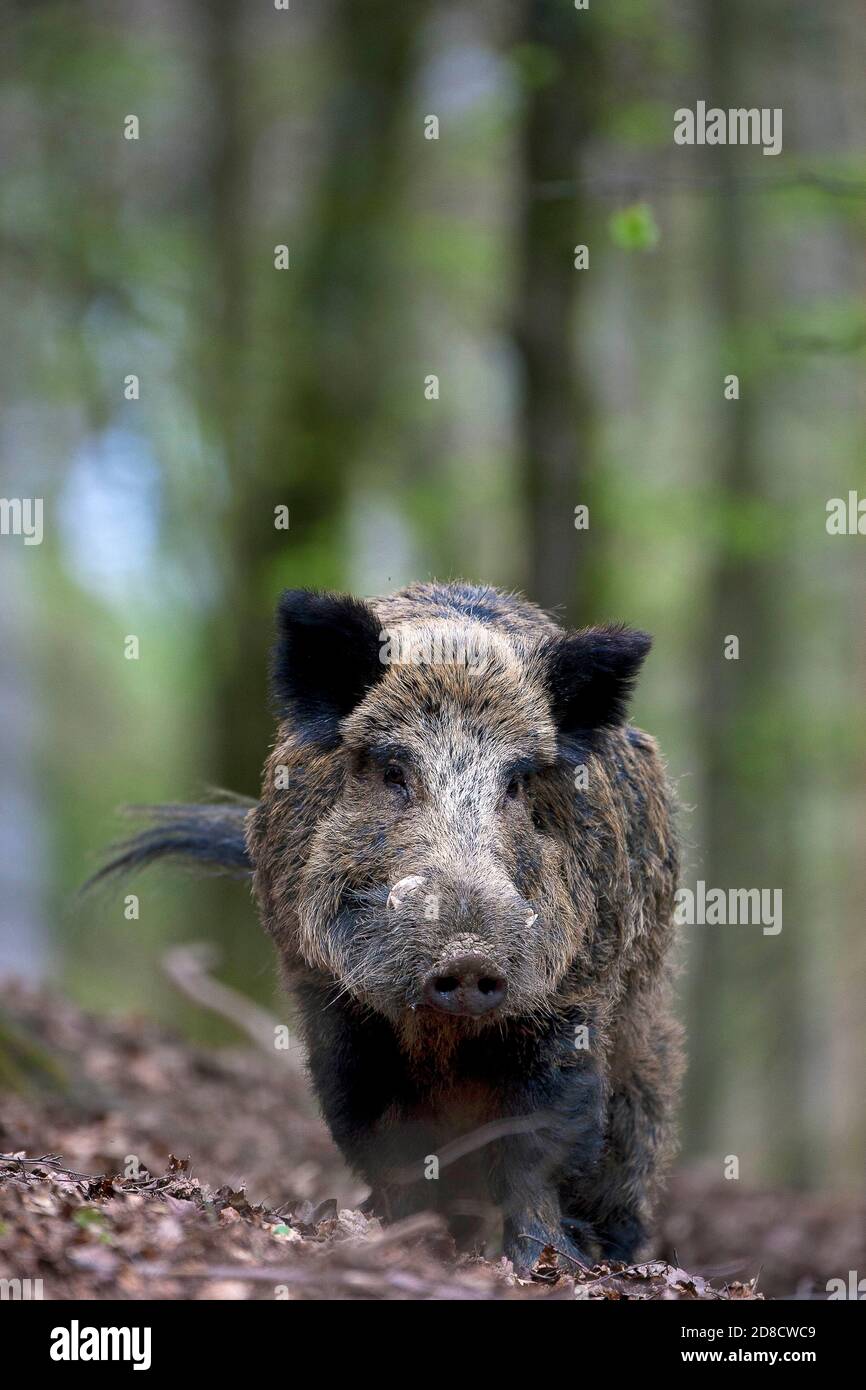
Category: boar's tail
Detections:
[{"x1": 84, "y1": 796, "x2": 255, "y2": 890}]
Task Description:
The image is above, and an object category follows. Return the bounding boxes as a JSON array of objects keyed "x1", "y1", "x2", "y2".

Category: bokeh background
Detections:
[{"x1": 1, "y1": 0, "x2": 864, "y2": 1199}]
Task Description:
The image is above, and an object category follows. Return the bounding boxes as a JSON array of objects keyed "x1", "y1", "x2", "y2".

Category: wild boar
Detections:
[{"x1": 99, "y1": 581, "x2": 683, "y2": 1271}]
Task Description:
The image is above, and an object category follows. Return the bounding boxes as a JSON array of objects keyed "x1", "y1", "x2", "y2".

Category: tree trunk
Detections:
[{"x1": 512, "y1": 0, "x2": 601, "y2": 621}]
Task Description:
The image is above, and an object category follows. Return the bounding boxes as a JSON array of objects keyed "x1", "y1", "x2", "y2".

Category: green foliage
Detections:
[
  {"x1": 604, "y1": 101, "x2": 671, "y2": 148},
  {"x1": 608, "y1": 203, "x2": 661, "y2": 251},
  {"x1": 73, "y1": 1209, "x2": 105, "y2": 1229}
]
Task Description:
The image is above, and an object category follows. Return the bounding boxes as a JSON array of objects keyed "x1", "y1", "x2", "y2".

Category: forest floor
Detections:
[{"x1": 1, "y1": 978, "x2": 862, "y2": 1301}]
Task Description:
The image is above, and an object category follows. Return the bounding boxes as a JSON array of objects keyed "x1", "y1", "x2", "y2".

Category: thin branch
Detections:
[
  {"x1": 0, "y1": 1153, "x2": 101, "y2": 1184},
  {"x1": 0, "y1": 1153, "x2": 185, "y2": 1193},
  {"x1": 162, "y1": 943, "x2": 307, "y2": 1082},
  {"x1": 386, "y1": 1110, "x2": 553, "y2": 1186}
]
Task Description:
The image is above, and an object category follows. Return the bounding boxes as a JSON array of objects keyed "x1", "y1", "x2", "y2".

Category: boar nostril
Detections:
[
  {"x1": 435, "y1": 975, "x2": 460, "y2": 994},
  {"x1": 423, "y1": 954, "x2": 507, "y2": 1018}
]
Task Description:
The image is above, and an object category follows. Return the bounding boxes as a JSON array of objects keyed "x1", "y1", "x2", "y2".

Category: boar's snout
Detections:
[{"x1": 422, "y1": 954, "x2": 507, "y2": 1018}]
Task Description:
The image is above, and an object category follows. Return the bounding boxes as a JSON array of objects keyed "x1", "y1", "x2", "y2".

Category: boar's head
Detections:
[{"x1": 248, "y1": 590, "x2": 651, "y2": 1037}]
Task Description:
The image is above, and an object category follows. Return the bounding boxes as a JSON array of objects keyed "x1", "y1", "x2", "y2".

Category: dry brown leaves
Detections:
[{"x1": 0, "y1": 1153, "x2": 762, "y2": 1301}]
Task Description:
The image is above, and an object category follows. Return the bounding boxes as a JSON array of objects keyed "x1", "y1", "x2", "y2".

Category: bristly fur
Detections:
[{"x1": 85, "y1": 799, "x2": 255, "y2": 889}]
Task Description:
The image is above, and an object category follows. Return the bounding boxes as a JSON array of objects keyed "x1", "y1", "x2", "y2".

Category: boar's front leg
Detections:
[
  {"x1": 294, "y1": 976, "x2": 432, "y2": 1219},
  {"x1": 582, "y1": 1014, "x2": 683, "y2": 1263},
  {"x1": 490, "y1": 1037, "x2": 606, "y2": 1274},
  {"x1": 578, "y1": 1084, "x2": 658, "y2": 1263}
]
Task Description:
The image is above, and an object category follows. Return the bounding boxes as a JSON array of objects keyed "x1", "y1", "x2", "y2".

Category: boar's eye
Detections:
[
  {"x1": 505, "y1": 761, "x2": 535, "y2": 801},
  {"x1": 383, "y1": 763, "x2": 408, "y2": 793}
]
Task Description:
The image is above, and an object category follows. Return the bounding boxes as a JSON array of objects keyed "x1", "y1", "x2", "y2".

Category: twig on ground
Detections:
[
  {"x1": 1, "y1": 1153, "x2": 100, "y2": 1184},
  {"x1": 0, "y1": 1152, "x2": 187, "y2": 1194}
]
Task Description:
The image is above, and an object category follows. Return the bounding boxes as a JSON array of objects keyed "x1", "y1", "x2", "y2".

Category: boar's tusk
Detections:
[{"x1": 387, "y1": 875, "x2": 427, "y2": 911}]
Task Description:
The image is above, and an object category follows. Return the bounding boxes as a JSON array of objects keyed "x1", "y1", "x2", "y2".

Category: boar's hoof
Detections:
[{"x1": 423, "y1": 954, "x2": 507, "y2": 1017}]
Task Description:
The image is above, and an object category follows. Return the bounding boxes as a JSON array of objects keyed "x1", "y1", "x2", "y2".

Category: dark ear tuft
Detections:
[
  {"x1": 544, "y1": 624, "x2": 652, "y2": 735},
  {"x1": 271, "y1": 589, "x2": 384, "y2": 745}
]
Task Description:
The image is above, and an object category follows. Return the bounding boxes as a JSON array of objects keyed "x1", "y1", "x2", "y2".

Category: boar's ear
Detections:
[
  {"x1": 271, "y1": 589, "x2": 384, "y2": 744},
  {"x1": 544, "y1": 624, "x2": 652, "y2": 735}
]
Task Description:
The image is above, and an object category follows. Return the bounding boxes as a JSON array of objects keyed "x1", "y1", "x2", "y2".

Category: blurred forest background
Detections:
[{"x1": 0, "y1": 0, "x2": 864, "y2": 1200}]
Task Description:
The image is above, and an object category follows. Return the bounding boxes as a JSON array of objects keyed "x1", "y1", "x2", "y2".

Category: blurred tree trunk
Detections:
[
  {"x1": 685, "y1": 0, "x2": 810, "y2": 1182},
  {"x1": 685, "y1": 0, "x2": 754, "y2": 1163},
  {"x1": 513, "y1": 0, "x2": 601, "y2": 620},
  {"x1": 197, "y1": 0, "x2": 255, "y2": 792}
]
